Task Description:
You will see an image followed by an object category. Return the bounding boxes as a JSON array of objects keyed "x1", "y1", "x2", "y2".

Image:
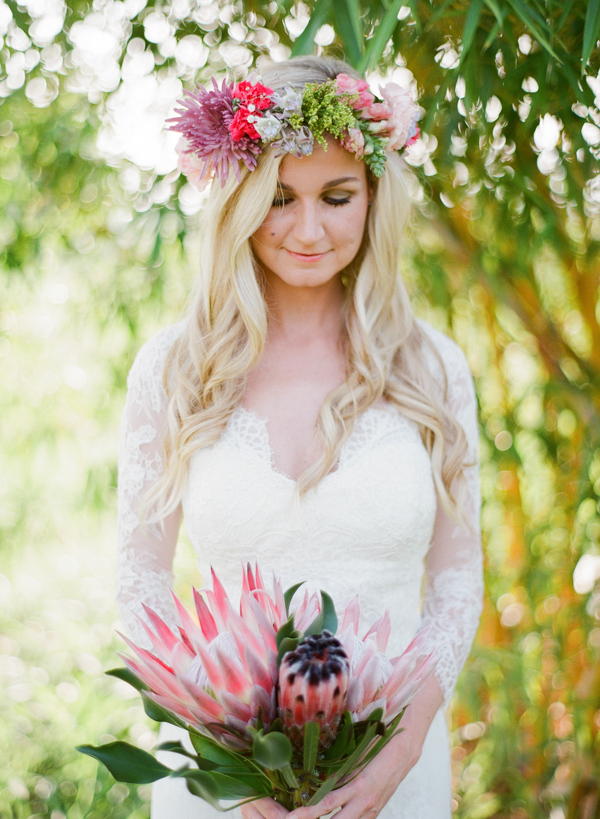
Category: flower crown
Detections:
[{"x1": 168, "y1": 73, "x2": 420, "y2": 192}]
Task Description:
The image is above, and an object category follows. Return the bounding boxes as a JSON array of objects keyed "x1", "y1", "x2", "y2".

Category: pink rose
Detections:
[
  {"x1": 175, "y1": 137, "x2": 212, "y2": 191},
  {"x1": 335, "y1": 73, "x2": 374, "y2": 111},
  {"x1": 341, "y1": 127, "x2": 365, "y2": 157},
  {"x1": 361, "y1": 101, "x2": 391, "y2": 121},
  {"x1": 379, "y1": 83, "x2": 419, "y2": 151}
]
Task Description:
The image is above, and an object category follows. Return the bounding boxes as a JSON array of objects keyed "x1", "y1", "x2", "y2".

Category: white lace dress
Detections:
[{"x1": 115, "y1": 320, "x2": 483, "y2": 819}]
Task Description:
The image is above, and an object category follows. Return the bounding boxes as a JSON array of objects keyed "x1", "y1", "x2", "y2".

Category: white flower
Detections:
[
  {"x1": 254, "y1": 114, "x2": 283, "y2": 140},
  {"x1": 272, "y1": 86, "x2": 303, "y2": 115}
]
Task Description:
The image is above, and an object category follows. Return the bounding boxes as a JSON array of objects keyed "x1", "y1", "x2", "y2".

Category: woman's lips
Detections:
[{"x1": 285, "y1": 249, "x2": 330, "y2": 262}]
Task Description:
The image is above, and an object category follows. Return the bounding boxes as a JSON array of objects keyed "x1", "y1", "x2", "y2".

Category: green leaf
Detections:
[
  {"x1": 156, "y1": 741, "x2": 200, "y2": 763},
  {"x1": 277, "y1": 635, "x2": 301, "y2": 667},
  {"x1": 402, "y1": 0, "x2": 422, "y2": 32},
  {"x1": 267, "y1": 717, "x2": 282, "y2": 734},
  {"x1": 320, "y1": 591, "x2": 338, "y2": 634},
  {"x1": 332, "y1": 0, "x2": 364, "y2": 68},
  {"x1": 283, "y1": 582, "x2": 305, "y2": 616},
  {"x1": 307, "y1": 723, "x2": 379, "y2": 806},
  {"x1": 582, "y1": 0, "x2": 600, "y2": 68},
  {"x1": 366, "y1": 706, "x2": 384, "y2": 723},
  {"x1": 482, "y1": 20, "x2": 501, "y2": 51},
  {"x1": 210, "y1": 772, "x2": 269, "y2": 799},
  {"x1": 291, "y1": 0, "x2": 332, "y2": 58},
  {"x1": 483, "y1": 0, "x2": 504, "y2": 28},
  {"x1": 252, "y1": 731, "x2": 293, "y2": 771},
  {"x1": 504, "y1": 0, "x2": 561, "y2": 62},
  {"x1": 77, "y1": 742, "x2": 171, "y2": 784},
  {"x1": 279, "y1": 763, "x2": 300, "y2": 789},
  {"x1": 303, "y1": 721, "x2": 319, "y2": 773},
  {"x1": 275, "y1": 615, "x2": 296, "y2": 651},
  {"x1": 177, "y1": 769, "x2": 224, "y2": 810},
  {"x1": 106, "y1": 667, "x2": 150, "y2": 691},
  {"x1": 141, "y1": 691, "x2": 187, "y2": 729},
  {"x1": 305, "y1": 590, "x2": 337, "y2": 637},
  {"x1": 358, "y1": 0, "x2": 404, "y2": 73},
  {"x1": 189, "y1": 733, "x2": 251, "y2": 769},
  {"x1": 458, "y1": 0, "x2": 484, "y2": 69},
  {"x1": 322, "y1": 711, "x2": 352, "y2": 760}
]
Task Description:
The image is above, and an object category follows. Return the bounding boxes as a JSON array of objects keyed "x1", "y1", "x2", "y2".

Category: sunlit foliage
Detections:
[{"x1": 1, "y1": 1, "x2": 600, "y2": 817}]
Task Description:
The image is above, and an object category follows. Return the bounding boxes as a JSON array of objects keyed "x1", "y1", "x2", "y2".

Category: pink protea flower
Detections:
[
  {"x1": 166, "y1": 78, "x2": 262, "y2": 185},
  {"x1": 120, "y1": 564, "x2": 326, "y2": 750},
  {"x1": 379, "y1": 82, "x2": 420, "y2": 151},
  {"x1": 334, "y1": 73, "x2": 374, "y2": 110},
  {"x1": 121, "y1": 564, "x2": 436, "y2": 755},
  {"x1": 278, "y1": 631, "x2": 349, "y2": 747}
]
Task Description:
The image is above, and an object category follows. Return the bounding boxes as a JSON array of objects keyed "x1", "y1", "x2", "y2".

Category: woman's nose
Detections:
[{"x1": 292, "y1": 201, "x2": 326, "y2": 245}]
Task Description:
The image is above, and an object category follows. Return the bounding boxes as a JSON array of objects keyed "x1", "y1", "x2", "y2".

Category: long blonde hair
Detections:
[{"x1": 149, "y1": 56, "x2": 469, "y2": 524}]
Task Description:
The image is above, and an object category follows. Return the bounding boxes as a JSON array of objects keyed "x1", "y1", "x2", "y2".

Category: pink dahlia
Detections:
[
  {"x1": 166, "y1": 78, "x2": 262, "y2": 185},
  {"x1": 379, "y1": 83, "x2": 420, "y2": 151}
]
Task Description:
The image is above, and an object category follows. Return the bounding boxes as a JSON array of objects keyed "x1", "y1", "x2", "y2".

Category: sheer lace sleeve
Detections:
[
  {"x1": 115, "y1": 323, "x2": 184, "y2": 649},
  {"x1": 417, "y1": 321, "x2": 484, "y2": 707}
]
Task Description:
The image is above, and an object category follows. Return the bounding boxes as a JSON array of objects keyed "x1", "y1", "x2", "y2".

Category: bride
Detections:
[{"x1": 115, "y1": 56, "x2": 483, "y2": 819}]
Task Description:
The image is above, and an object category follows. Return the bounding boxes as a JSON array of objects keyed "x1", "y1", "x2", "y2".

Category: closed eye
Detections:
[
  {"x1": 324, "y1": 197, "x2": 351, "y2": 207},
  {"x1": 272, "y1": 195, "x2": 352, "y2": 208}
]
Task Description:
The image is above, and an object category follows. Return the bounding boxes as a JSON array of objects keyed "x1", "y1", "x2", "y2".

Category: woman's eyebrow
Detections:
[
  {"x1": 278, "y1": 176, "x2": 360, "y2": 193},
  {"x1": 321, "y1": 176, "x2": 360, "y2": 189}
]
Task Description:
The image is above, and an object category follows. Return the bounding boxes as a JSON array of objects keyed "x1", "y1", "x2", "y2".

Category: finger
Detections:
[
  {"x1": 240, "y1": 802, "x2": 263, "y2": 819},
  {"x1": 288, "y1": 789, "x2": 348, "y2": 819},
  {"x1": 247, "y1": 796, "x2": 290, "y2": 818},
  {"x1": 327, "y1": 798, "x2": 374, "y2": 819}
]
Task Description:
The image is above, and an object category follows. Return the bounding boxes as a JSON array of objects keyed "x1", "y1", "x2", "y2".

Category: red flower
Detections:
[
  {"x1": 233, "y1": 80, "x2": 273, "y2": 111},
  {"x1": 230, "y1": 107, "x2": 261, "y2": 141}
]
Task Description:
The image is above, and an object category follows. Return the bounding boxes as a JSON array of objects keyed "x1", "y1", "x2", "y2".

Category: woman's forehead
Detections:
[{"x1": 278, "y1": 140, "x2": 367, "y2": 190}]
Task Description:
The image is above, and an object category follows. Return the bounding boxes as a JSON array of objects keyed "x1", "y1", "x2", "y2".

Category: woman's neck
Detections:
[{"x1": 263, "y1": 273, "x2": 346, "y2": 344}]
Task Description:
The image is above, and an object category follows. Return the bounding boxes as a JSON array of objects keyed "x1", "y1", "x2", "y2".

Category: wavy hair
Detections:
[{"x1": 146, "y1": 56, "x2": 469, "y2": 526}]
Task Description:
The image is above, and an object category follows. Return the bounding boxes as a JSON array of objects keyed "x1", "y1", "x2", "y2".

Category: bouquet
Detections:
[{"x1": 79, "y1": 564, "x2": 436, "y2": 811}]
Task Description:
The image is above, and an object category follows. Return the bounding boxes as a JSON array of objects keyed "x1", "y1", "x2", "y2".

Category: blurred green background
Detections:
[{"x1": 2, "y1": 1, "x2": 600, "y2": 817}]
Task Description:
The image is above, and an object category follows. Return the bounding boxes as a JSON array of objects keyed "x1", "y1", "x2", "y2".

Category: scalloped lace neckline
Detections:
[{"x1": 228, "y1": 404, "x2": 410, "y2": 485}]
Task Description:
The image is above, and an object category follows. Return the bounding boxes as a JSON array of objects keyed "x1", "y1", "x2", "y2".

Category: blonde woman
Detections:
[{"x1": 115, "y1": 56, "x2": 483, "y2": 819}]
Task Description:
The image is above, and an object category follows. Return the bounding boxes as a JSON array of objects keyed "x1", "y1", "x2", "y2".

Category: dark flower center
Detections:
[{"x1": 285, "y1": 631, "x2": 348, "y2": 684}]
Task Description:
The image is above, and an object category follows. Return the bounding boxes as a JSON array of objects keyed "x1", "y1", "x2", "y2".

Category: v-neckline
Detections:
[{"x1": 231, "y1": 404, "x2": 394, "y2": 486}]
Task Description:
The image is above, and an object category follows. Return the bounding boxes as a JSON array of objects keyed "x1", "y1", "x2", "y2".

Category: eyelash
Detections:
[{"x1": 271, "y1": 197, "x2": 352, "y2": 208}]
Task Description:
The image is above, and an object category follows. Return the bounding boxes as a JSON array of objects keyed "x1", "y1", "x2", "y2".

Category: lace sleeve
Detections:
[
  {"x1": 115, "y1": 323, "x2": 184, "y2": 649},
  {"x1": 418, "y1": 322, "x2": 484, "y2": 707}
]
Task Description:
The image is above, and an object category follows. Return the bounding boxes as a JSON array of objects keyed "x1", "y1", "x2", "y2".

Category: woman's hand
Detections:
[
  {"x1": 285, "y1": 724, "x2": 419, "y2": 819},
  {"x1": 240, "y1": 797, "x2": 290, "y2": 819},
  {"x1": 286, "y1": 673, "x2": 444, "y2": 819}
]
